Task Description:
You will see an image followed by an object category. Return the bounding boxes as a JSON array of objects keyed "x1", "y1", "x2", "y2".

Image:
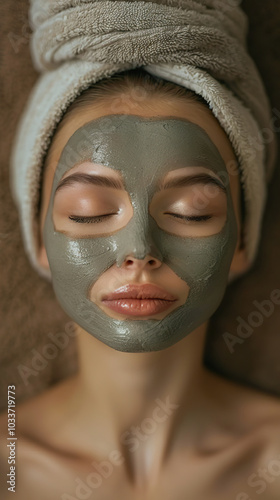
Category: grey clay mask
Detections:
[{"x1": 43, "y1": 115, "x2": 238, "y2": 352}]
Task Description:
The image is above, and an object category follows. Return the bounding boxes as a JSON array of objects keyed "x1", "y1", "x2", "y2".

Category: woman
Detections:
[
  {"x1": 1, "y1": 0, "x2": 280, "y2": 498},
  {"x1": 1, "y1": 67, "x2": 280, "y2": 500}
]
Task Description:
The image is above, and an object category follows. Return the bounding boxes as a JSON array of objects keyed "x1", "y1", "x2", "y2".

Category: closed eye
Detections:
[
  {"x1": 165, "y1": 213, "x2": 212, "y2": 222},
  {"x1": 68, "y1": 214, "x2": 117, "y2": 224}
]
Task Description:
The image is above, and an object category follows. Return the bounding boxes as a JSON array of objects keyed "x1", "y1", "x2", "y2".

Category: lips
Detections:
[
  {"x1": 103, "y1": 284, "x2": 176, "y2": 301},
  {"x1": 101, "y1": 284, "x2": 177, "y2": 317}
]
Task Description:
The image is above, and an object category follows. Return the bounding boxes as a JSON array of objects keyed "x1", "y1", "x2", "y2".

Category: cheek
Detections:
[{"x1": 157, "y1": 221, "x2": 236, "y2": 291}]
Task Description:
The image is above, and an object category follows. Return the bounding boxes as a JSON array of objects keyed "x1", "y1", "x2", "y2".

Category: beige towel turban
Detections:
[{"x1": 10, "y1": 0, "x2": 277, "y2": 279}]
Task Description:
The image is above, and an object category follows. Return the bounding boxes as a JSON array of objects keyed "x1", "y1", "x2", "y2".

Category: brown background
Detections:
[{"x1": 0, "y1": 0, "x2": 279, "y2": 411}]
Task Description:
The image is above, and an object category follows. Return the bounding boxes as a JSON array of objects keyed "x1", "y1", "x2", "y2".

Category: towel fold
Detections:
[{"x1": 10, "y1": 0, "x2": 277, "y2": 278}]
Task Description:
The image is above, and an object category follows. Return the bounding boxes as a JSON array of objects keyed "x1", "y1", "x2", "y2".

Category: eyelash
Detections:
[
  {"x1": 165, "y1": 213, "x2": 212, "y2": 222},
  {"x1": 68, "y1": 214, "x2": 212, "y2": 224},
  {"x1": 69, "y1": 214, "x2": 114, "y2": 224}
]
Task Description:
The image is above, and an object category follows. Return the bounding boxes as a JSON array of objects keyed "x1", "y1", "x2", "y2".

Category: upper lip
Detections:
[{"x1": 102, "y1": 284, "x2": 177, "y2": 301}]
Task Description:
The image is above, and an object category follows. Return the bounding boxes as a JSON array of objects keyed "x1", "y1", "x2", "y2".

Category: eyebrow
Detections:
[
  {"x1": 55, "y1": 173, "x2": 124, "y2": 193},
  {"x1": 159, "y1": 173, "x2": 226, "y2": 193},
  {"x1": 55, "y1": 172, "x2": 226, "y2": 194}
]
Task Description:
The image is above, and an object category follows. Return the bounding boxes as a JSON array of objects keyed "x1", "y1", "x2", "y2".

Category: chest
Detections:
[{"x1": 15, "y1": 435, "x2": 280, "y2": 500}]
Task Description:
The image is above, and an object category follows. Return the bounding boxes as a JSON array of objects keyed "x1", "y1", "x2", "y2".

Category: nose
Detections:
[
  {"x1": 115, "y1": 223, "x2": 163, "y2": 268},
  {"x1": 121, "y1": 254, "x2": 162, "y2": 271}
]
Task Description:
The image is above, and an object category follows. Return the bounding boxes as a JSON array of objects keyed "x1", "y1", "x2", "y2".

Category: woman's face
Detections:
[{"x1": 39, "y1": 96, "x2": 247, "y2": 352}]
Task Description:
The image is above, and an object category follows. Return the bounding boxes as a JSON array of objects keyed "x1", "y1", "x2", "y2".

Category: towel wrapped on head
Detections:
[{"x1": 10, "y1": 0, "x2": 277, "y2": 278}]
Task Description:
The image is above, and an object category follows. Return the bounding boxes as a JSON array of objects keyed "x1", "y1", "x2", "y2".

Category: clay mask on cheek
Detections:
[{"x1": 43, "y1": 115, "x2": 238, "y2": 352}]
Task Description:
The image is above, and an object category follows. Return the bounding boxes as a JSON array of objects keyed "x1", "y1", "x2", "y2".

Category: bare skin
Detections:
[{"x1": 1, "y1": 96, "x2": 280, "y2": 500}]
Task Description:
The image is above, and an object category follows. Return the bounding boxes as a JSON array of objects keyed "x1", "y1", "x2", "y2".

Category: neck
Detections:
[{"x1": 72, "y1": 322, "x2": 210, "y2": 485}]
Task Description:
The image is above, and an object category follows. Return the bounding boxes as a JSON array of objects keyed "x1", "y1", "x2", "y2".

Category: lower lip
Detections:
[{"x1": 101, "y1": 298, "x2": 176, "y2": 317}]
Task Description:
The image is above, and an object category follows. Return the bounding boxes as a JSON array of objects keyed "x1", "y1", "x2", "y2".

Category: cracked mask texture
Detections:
[{"x1": 43, "y1": 115, "x2": 238, "y2": 352}]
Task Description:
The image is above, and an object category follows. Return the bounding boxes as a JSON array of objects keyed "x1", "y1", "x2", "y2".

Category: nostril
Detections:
[
  {"x1": 125, "y1": 259, "x2": 134, "y2": 265},
  {"x1": 122, "y1": 254, "x2": 162, "y2": 268}
]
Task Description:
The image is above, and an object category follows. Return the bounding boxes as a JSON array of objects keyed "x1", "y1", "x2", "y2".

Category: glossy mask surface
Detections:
[{"x1": 43, "y1": 115, "x2": 238, "y2": 352}]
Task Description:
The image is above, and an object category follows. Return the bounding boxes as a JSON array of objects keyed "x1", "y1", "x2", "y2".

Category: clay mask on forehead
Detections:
[{"x1": 43, "y1": 115, "x2": 238, "y2": 352}]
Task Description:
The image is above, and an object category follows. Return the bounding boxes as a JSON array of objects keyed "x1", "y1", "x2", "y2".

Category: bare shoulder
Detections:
[
  {"x1": 228, "y1": 385, "x2": 280, "y2": 500},
  {"x1": 0, "y1": 379, "x2": 81, "y2": 500},
  {"x1": 240, "y1": 420, "x2": 280, "y2": 500},
  {"x1": 0, "y1": 434, "x2": 77, "y2": 500},
  {"x1": 207, "y1": 370, "x2": 280, "y2": 422},
  {"x1": 0, "y1": 375, "x2": 77, "y2": 471},
  {"x1": 3, "y1": 375, "x2": 77, "y2": 440}
]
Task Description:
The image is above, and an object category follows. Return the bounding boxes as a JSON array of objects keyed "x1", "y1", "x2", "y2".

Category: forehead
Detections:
[{"x1": 53, "y1": 115, "x2": 228, "y2": 190}]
